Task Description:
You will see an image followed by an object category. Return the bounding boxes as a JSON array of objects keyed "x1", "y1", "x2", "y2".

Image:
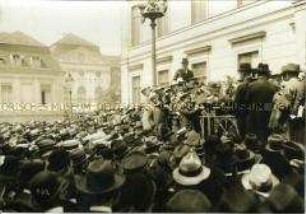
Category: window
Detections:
[
  {"x1": 40, "y1": 84, "x2": 51, "y2": 105},
  {"x1": 158, "y1": 70, "x2": 169, "y2": 86},
  {"x1": 12, "y1": 54, "x2": 21, "y2": 66},
  {"x1": 21, "y1": 57, "x2": 29, "y2": 67},
  {"x1": 1, "y1": 84, "x2": 13, "y2": 103},
  {"x1": 132, "y1": 76, "x2": 141, "y2": 104},
  {"x1": 157, "y1": 15, "x2": 169, "y2": 37},
  {"x1": 77, "y1": 86, "x2": 86, "y2": 103},
  {"x1": 192, "y1": 62, "x2": 207, "y2": 78},
  {"x1": 95, "y1": 71, "x2": 101, "y2": 78},
  {"x1": 131, "y1": 6, "x2": 141, "y2": 47},
  {"x1": 0, "y1": 58, "x2": 6, "y2": 65},
  {"x1": 32, "y1": 56, "x2": 42, "y2": 68},
  {"x1": 191, "y1": 0, "x2": 207, "y2": 24},
  {"x1": 238, "y1": 51, "x2": 259, "y2": 68}
]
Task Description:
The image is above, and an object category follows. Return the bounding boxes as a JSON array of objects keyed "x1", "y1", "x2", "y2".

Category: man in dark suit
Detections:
[
  {"x1": 173, "y1": 58, "x2": 194, "y2": 82},
  {"x1": 234, "y1": 63, "x2": 252, "y2": 138},
  {"x1": 245, "y1": 63, "x2": 278, "y2": 143}
]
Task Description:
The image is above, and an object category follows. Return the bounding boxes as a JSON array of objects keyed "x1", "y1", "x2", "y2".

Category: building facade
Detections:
[
  {"x1": 0, "y1": 31, "x2": 65, "y2": 122},
  {"x1": 121, "y1": 0, "x2": 306, "y2": 105},
  {"x1": 51, "y1": 33, "x2": 121, "y2": 106}
]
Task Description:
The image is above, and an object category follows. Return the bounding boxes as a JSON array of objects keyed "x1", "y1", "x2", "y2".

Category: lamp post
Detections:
[
  {"x1": 65, "y1": 72, "x2": 74, "y2": 118},
  {"x1": 138, "y1": 0, "x2": 167, "y2": 87}
]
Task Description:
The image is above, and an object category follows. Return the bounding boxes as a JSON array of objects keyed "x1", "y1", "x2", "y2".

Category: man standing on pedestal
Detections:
[{"x1": 173, "y1": 58, "x2": 194, "y2": 82}]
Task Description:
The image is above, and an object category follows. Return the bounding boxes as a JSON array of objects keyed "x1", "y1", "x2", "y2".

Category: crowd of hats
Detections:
[{"x1": 0, "y1": 75, "x2": 304, "y2": 212}]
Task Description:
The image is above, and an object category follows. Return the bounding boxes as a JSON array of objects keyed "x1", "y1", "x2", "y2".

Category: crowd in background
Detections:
[{"x1": 0, "y1": 58, "x2": 305, "y2": 212}]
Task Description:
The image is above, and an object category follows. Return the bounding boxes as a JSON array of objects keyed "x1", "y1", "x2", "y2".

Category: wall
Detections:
[{"x1": 121, "y1": 0, "x2": 305, "y2": 104}]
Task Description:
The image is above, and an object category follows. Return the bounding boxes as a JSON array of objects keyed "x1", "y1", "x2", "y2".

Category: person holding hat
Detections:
[
  {"x1": 245, "y1": 63, "x2": 278, "y2": 143},
  {"x1": 75, "y1": 158, "x2": 125, "y2": 212},
  {"x1": 173, "y1": 57, "x2": 194, "y2": 82},
  {"x1": 234, "y1": 63, "x2": 253, "y2": 138}
]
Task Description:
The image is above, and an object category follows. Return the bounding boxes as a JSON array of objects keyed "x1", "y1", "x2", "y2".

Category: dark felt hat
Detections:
[
  {"x1": 166, "y1": 189, "x2": 212, "y2": 212},
  {"x1": 281, "y1": 63, "x2": 300, "y2": 75},
  {"x1": 69, "y1": 148, "x2": 90, "y2": 167},
  {"x1": 75, "y1": 159, "x2": 125, "y2": 194},
  {"x1": 18, "y1": 159, "x2": 45, "y2": 185},
  {"x1": 29, "y1": 171, "x2": 68, "y2": 206},
  {"x1": 257, "y1": 63, "x2": 271, "y2": 75},
  {"x1": 47, "y1": 148, "x2": 71, "y2": 172},
  {"x1": 0, "y1": 155, "x2": 20, "y2": 182},
  {"x1": 267, "y1": 183, "x2": 304, "y2": 213}
]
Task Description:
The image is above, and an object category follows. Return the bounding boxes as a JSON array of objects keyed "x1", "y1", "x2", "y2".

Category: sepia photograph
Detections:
[{"x1": 0, "y1": 0, "x2": 305, "y2": 212}]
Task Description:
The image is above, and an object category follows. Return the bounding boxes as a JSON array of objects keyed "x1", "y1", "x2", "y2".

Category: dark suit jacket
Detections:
[
  {"x1": 245, "y1": 77, "x2": 278, "y2": 142},
  {"x1": 173, "y1": 68, "x2": 194, "y2": 81}
]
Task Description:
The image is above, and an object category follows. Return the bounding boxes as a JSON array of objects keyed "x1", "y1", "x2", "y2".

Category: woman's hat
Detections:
[
  {"x1": 75, "y1": 159, "x2": 125, "y2": 194},
  {"x1": 241, "y1": 164, "x2": 279, "y2": 198},
  {"x1": 173, "y1": 151, "x2": 211, "y2": 186}
]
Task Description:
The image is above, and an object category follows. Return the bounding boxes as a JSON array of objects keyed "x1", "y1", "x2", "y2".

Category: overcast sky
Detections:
[{"x1": 0, "y1": 0, "x2": 124, "y2": 55}]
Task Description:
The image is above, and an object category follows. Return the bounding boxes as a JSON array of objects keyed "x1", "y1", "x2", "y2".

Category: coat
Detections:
[{"x1": 245, "y1": 77, "x2": 278, "y2": 142}]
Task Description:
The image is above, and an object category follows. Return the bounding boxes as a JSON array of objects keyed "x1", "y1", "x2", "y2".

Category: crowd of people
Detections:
[{"x1": 0, "y1": 58, "x2": 305, "y2": 212}]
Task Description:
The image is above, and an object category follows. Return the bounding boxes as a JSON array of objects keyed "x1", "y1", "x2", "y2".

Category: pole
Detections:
[
  {"x1": 151, "y1": 18, "x2": 157, "y2": 86},
  {"x1": 69, "y1": 90, "x2": 72, "y2": 119}
]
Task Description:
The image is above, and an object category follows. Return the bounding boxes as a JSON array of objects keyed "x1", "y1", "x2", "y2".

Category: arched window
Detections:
[
  {"x1": 95, "y1": 86, "x2": 103, "y2": 102},
  {"x1": 77, "y1": 86, "x2": 86, "y2": 103}
]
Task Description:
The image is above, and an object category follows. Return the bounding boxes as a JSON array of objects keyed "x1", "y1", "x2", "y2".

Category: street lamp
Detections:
[
  {"x1": 65, "y1": 72, "x2": 74, "y2": 118},
  {"x1": 138, "y1": 0, "x2": 167, "y2": 86}
]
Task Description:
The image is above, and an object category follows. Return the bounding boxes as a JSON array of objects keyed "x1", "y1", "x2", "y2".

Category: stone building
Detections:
[
  {"x1": 0, "y1": 31, "x2": 64, "y2": 122},
  {"x1": 51, "y1": 33, "x2": 121, "y2": 107},
  {"x1": 121, "y1": 0, "x2": 306, "y2": 105}
]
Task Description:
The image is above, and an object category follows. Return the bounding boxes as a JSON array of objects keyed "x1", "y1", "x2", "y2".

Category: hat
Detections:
[
  {"x1": 219, "y1": 187, "x2": 257, "y2": 213},
  {"x1": 283, "y1": 141, "x2": 305, "y2": 161},
  {"x1": 121, "y1": 150, "x2": 148, "y2": 171},
  {"x1": 257, "y1": 63, "x2": 271, "y2": 75},
  {"x1": 181, "y1": 57, "x2": 189, "y2": 64},
  {"x1": 234, "y1": 144, "x2": 256, "y2": 172},
  {"x1": 69, "y1": 148, "x2": 90, "y2": 167},
  {"x1": 238, "y1": 63, "x2": 252, "y2": 73},
  {"x1": 111, "y1": 139, "x2": 128, "y2": 159},
  {"x1": 267, "y1": 184, "x2": 304, "y2": 213},
  {"x1": 266, "y1": 134, "x2": 285, "y2": 153},
  {"x1": 241, "y1": 164, "x2": 279, "y2": 198},
  {"x1": 36, "y1": 139, "x2": 56, "y2": 153},
  {"x1": 18, "y1": 159, "x2": 45, "y2": 185},
  {"x1": 30, "y1": 171, "x2": 68, "y2": 206},
  {"x1": 75, "y1": 159, "x2": 125, "y2": 194},
  {"x1": 58, "y1": 139, "x2": 81, "y2": 151},
  {"x1": 173, "y1": 151, "x2": 211, "y2": 186},
  {"x1": 281, "y1": 63, "x2": 300, "y2": 75},
  {"x1": 244, "y1": 133, "x2": 261, "y2": 152},
  {"x1": 185, "y1": 130, "x2": 201, "y2": 147},
  {"x1": 166, "y1": 189, "x2": 211, "y2": 212},
  {"x1": 47, "y1": 148, "x2": 71, "y2": 172}
]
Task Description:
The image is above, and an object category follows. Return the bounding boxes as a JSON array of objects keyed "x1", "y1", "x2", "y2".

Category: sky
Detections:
[{"x1": 0, "y1": 0, "x2": 124, "y2": 55}]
